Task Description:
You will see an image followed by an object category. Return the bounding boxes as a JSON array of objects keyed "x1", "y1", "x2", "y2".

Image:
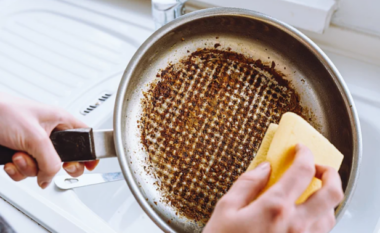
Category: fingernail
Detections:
[
  {"x1": 256, "y1": 162, "x2": 270, "y2": 171},
  {"x1": 4, "y1": 167, "x2": 15, "y2": 176},
  {"x1": 39, "y1": 181, "x2": 50, "y2": 189},
  {"x1": 14, "y1": 156, "x2": 27, "y2": 169},
  {"x1": 65, "y1": 165, "x2": 77, "y2": 173}
]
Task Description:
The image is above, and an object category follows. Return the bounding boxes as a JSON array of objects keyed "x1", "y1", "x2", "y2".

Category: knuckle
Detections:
[
  {"x1": 54, "y1": 111, "x2": 64, "y2": 123},
  {"x1": 48, "y1": 106, "x2": 66, "y2": 123},
  {"x1": 44, "y1": 163, "x2": 61, "y2": 177},
  {"x1": 216, "y1": 196, "x2": 234, "y2": 210},
  {"x1": 54, "y1": 108, "x2": 68, "y2": 122},
  {"x1": 13, "y1": 176, "x2": 26, "y2": 182},
  {"x1": 264, "y1": 194, "x2": 289, "y2": 219},
  {"x1": 290, "y1": 222, "x2": 307, "y2": 233},
  {"x1": 325, "y1": 166, "x2": 337, "y2": 177},
  {"x1": 297, "y1": 162, "x2": 315, "y2": 177},
  {"x1": 270, "y1": 203, "x2": 287, "y2": 220},
  {"x1": 328, "y1": 215, "x2": 336, "y2": 229},
  {"x1": 270, "y1": 190, "x2": 286, "y2": 202},
  {"x1": 38, "y1": 161, "x2": 61, "y2": 178},
  {"x1": 239, "y1": 172, "x2": 260, "y2": 183},
  {"x1": 42, "y1": 168, "x2": 59, "y2": 179},
  {"x1": 29, "y1": 131, "x2": 49, "y2": 147},
  {"x1": 17, "y1": 165, "x2": 29, "y2": 174},
  {"x1": 327, "y1": 186, "x2": 344, "y2": 204}
]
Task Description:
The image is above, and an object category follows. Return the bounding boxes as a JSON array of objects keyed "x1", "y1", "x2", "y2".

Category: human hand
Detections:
[
  {"x1": 204, "y1": 144, "x2": 344, "y2": 233},
  {"x1": 0, "y1": 93, "x2": 99, "y2": 189}
]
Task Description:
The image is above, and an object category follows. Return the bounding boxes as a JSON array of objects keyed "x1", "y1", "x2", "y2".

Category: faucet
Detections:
[{"x1": 151, "y1": 0, "x2": 187, "y2": 29}]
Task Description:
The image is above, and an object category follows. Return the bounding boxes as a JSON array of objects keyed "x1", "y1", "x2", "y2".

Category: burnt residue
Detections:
[{"x1": 140, "y1": 49, "x2": 303, "y2": 223}]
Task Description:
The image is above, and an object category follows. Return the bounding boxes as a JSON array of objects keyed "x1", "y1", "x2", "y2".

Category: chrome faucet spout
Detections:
[{"x1": 152, "y1": 0, "x2": 187, "y2": 29}]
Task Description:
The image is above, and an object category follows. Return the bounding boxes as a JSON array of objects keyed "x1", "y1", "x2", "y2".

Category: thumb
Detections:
[{"x1": 223, "y1": 162, "x2": 271, "y2": 209}]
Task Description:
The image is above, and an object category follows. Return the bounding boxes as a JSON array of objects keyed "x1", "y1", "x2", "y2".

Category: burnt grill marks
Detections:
[{"x1": 140, "y1": 49, "x2": 303, "y2": 223}]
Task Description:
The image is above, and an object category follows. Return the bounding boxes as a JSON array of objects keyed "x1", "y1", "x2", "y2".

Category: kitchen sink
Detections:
[
  {"x1": 1, "y1": 0, "x2": 380, "y2": 232},
  {"x1": 74, "y1": 117, "x2": 161, "y2": 232}
]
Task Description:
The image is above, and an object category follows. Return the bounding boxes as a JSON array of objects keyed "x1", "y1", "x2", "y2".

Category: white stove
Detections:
[{"x1": 0, "y1": 0, "x2": 379, "y2": 232}]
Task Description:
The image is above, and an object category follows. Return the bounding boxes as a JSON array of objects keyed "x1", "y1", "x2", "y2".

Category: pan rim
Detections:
[{"x1": 114, "y1": 7, "x2": 362, "y2": 232}]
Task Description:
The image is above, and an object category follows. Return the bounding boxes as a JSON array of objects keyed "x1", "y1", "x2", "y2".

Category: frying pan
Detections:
[{"x1": 0, "y1": 8, "x2": 361, "y2": 233}]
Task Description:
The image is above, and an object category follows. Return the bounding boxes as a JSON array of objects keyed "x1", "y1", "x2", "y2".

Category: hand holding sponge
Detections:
[{"x1": 247, "y1": 112, "x2": 344, "y2": 204}]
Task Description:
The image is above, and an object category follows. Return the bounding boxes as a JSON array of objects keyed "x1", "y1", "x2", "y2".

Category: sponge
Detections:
[
  {"x1": 246, "y1": 124, "x2": 278, "y2": 171},
  {"x1": 247, "y1": 112, "x2": 343, "y2": 204}
]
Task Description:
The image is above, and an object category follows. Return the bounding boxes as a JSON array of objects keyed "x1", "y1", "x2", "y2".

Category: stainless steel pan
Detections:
[{"x1": 0, "y1": 8, "x2": 362, "y2": 233}]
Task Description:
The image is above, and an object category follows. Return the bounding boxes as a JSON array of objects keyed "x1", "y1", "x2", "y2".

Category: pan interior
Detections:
[{"x1": 119, "y1": 12, "x2": 355, "y2": 232}]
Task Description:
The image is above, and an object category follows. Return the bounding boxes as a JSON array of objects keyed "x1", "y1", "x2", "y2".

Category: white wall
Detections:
[{"x1": 332, "y1": 0, "x2": 380, "y2": 36}]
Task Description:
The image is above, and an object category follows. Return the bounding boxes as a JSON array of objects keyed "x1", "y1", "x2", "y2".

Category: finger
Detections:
[
  {"x1": 266, "y1": 144, "x2": 315, "y2": 202},
  {"x1": 4, "y1": 163, "x2": 27, "y2": 181},
  {"x1": 12, "y1": 152, "x2": 38, "y2": 177},
  {"x1": 63, "y1": 162, "x2": 85, "y2": 177},
  {"x1": 54, "y1": 109, "x2": 87, "y2": 130},
  {"x1": 218, "y1": 162, "x2": 271, "y2": 210},
  {"x1": 27, "y1": 130, "x2": 61, "y2": 189},
  {"x1": 84, "y1": 160, "x2": 99, "y2": 171},
  {"x1": 308, "y1": 209, "x2": 336, "y2": 233},
  {"x1": 38, "y1": 107, "x2": 87, "y2": 131},
  {"x1": 297, "y1": 165, "x2": 343, "y2": 219}
]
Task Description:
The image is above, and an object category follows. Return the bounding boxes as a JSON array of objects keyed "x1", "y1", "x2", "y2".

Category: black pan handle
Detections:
[
  {"x1": 0, "y1": 146, "x2": 16, "y2": 165},
  {"x1": 0, "y1": 128, "x2": 98, "y2": 165}
]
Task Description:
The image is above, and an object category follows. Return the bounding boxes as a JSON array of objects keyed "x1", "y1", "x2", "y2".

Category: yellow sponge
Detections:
[
  {"x1": 247, "y1": 124, "x2": 278, "y2": 171},
  {"x1": 247, "y1": 112, "x2": 343, "y2": 204}
]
